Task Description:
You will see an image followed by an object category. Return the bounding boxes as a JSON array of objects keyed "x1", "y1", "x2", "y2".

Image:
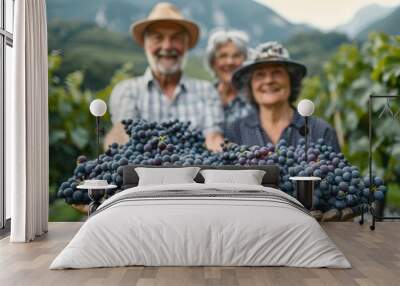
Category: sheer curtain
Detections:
[{"x1": 8, "y1": 0, "x2": 49, "y2": 242}]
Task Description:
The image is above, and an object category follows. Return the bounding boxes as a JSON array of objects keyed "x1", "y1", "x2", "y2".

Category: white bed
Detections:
[{"x1": 50, "y1": 183, "x2": 351, "y2": 269}]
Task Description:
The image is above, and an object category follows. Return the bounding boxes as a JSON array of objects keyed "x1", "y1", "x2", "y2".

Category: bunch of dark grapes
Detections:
[{"x1": 58, "y1": 119, "x2": 387, "y2": 214}]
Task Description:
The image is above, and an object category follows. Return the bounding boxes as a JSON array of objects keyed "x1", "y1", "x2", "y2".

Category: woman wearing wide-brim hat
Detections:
[{"x1": 225, "y1": 41, "x2": 340, "y2": 152}]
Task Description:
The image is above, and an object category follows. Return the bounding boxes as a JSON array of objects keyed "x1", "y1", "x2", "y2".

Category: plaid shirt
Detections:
[
  {"x1": 222, "y1": 91, "x2": 254, "y2": 129},
  {"x1": 109, "y1": 69, "x2": 224, "y2": 135}
]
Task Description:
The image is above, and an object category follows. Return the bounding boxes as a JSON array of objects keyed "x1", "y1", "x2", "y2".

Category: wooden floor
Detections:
[{"x1": 0, "y1": 222, "x2": 399, "y2": 286}]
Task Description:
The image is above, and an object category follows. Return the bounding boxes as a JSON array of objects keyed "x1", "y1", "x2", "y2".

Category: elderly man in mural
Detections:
[{"x1": 105, "y1": 2, "x2": 225, "y2": 152}]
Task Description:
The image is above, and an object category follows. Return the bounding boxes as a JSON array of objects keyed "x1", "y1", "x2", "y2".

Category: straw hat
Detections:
[
  {"x1": 232, "y1": 41, "x2": 307, "y2": 90},
  {"x1": 130, "y1": 2, "x2": 199, "y2": 49}
]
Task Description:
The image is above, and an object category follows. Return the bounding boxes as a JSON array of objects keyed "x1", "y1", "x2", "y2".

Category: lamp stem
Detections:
[
  {"x1": 305, "y1": 116, "x2": 309, "y2": 163},
  {"x1": 96, "y1": 116, "x2": 100, "y2": 164}
]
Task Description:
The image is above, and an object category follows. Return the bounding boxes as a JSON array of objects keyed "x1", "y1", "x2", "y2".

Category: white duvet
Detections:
[{"x1": 50, "y1": 183, "x2": 351, "y2": 269}]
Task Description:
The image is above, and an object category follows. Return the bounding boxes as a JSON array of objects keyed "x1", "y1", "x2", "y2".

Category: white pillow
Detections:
[
  {"x1": 200, "y1": 169, "x2": 266, "y2": 185},
  {"x1": 135, "y1": 167, "x2": 201, "y2": 186}
]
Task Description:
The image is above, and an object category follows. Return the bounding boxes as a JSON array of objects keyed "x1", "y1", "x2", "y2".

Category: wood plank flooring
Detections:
[{"x1": 0, "y1": 222, "x2": 399, "y2": 286}]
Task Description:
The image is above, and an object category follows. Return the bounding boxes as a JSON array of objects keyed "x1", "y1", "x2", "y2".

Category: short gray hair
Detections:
[{"x1": 205, "y1": 28, "x2": 249, "y2": 76}]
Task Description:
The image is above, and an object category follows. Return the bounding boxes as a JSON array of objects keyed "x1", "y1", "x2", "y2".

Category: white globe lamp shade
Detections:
[
  {"x1": 297, "y1": 99, "x2": 315, "y2": 117},
  {"x1": 90, "y1": 99, "x2": 107, "y2": 117}
]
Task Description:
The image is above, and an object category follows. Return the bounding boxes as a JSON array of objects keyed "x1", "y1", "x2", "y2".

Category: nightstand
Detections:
[
  {"x1": 77, "y1": 183, "x2": 117, "y2": 215},
  {"x1": 289, "y1": 176, "x2": 321, "y2": 210}
]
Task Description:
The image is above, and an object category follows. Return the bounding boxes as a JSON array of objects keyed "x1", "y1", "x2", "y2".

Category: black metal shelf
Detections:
[{"x1": 362, "y1": 93, "x2": 400, "y2": 230}]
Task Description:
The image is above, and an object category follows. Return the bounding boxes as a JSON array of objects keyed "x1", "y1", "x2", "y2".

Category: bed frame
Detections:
[{"x1": 121, "y1": 165, "x2": 281, "y2": 190}]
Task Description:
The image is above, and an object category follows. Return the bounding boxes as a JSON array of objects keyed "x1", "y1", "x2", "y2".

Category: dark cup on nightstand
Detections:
[
  {"x1": 87, "y1": 189, "x2": 105, "y2": 215},
  {"x1": 77, "y1": 180, "x2": 117, "y2": 216},
  {"x1": 289, "y1": 177, "x2": 321, "y2": 210}
]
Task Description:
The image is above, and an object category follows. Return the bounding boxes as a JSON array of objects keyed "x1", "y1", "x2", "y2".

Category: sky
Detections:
[{"x1": 257, "y1": 0, "x2": 400, "y2": 30}]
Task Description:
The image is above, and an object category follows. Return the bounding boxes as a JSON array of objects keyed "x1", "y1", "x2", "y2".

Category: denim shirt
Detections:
[
  {"x1": 224, "y1": 109, "x2": 341, "y2": 152},
  {"x1": 222, "y1": 94, "x2": 255, "y2": 129},
  {"x1": 213, "y1": 82, "x2": 255, "y2": 129}
]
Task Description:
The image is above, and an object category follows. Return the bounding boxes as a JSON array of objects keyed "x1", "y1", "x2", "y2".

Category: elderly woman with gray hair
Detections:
[
  {"x1": 205, "y1": 28, "x2": 255, "y2": 129},
  {"x1": 225, "y1": 41, "x2": 340, "y2": 152}
]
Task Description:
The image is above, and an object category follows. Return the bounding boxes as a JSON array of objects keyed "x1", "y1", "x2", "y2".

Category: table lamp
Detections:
[
  {"x1": 89, "y1": 99, "x2": 107, "y2": 164},
  {"x1": 297, "y1": 99, "x2": 315, "y2": 162}
]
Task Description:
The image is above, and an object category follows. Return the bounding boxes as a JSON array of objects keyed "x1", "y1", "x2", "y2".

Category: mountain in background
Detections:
[
  {"x1": 47, "y1": 0, "x2": 316, "y2": 47},
  {"x1": 357, "y1": 5, "x2": 400, "y2": 39},
  {"x1": 47, "y1": 0, "x2": 373, "y2": 91},
  {"x1": 285, "y1": 31, "x2": 349, "y2": 76},
  {"x1": 335, "y1": 4, "x2": 397, "y2": 38}
]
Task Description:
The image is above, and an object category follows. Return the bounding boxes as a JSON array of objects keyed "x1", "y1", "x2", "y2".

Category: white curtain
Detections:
[{"x1": 8, "y1": 0, "x2": 49, "y2": 242}]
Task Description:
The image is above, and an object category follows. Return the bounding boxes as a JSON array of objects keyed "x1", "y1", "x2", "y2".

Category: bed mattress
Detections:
[{"x1": 50, "y1": 183, "x2": 351, "y2": 269}]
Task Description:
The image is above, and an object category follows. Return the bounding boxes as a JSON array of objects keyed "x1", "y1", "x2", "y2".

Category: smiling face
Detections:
[
  {"x1": 211, "y1": 41, "x2": 246, "y2": 84},
  {"x1": 250, "y1": 63, "x2": 291, "y2": 107},
  {"x1": 144, "y1": 22, "x2": 189, "y2": 75}
]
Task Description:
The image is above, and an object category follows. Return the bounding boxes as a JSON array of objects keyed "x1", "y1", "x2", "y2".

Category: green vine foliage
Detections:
[
  {"x1": 48, "y1": 52, "x2": 133, "y2": 195},
  {"x1": 301, "y1": 33, "x2": 400, "y2": 195}
]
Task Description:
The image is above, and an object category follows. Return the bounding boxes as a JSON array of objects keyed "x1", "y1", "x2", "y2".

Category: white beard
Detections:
[{"x1": 146, "y1": 50, "x2": 188, "y2": 75}]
